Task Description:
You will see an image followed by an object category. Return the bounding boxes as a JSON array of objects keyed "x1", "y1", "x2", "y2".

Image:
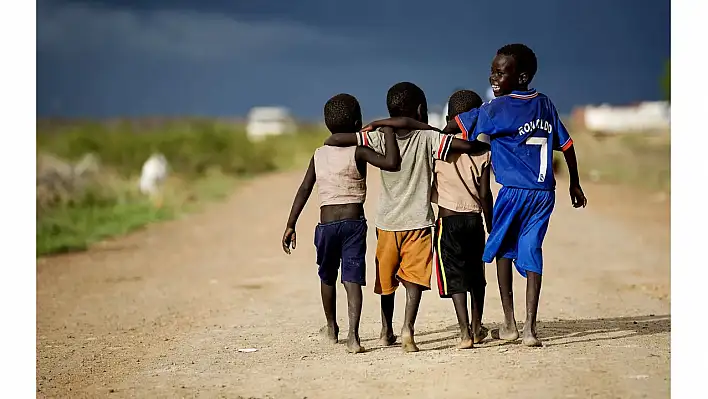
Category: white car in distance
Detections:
[{"x1": 246, "y1": 106, "x2": 297, "y2": 141}]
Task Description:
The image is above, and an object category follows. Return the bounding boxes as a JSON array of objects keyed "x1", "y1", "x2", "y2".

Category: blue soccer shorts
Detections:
[{"x1": 482, "y1": 186, "x2": 555, "y2": 277}]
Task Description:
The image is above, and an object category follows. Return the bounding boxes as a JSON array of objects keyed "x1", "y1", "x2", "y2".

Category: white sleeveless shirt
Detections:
[{"x1": 313, "y1": 145, "x2": 366, "y2": 207}]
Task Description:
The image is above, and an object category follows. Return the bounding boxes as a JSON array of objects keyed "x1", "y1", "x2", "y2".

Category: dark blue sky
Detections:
[{"x1": 37, "y1": 0, "x2": 670, "y2": 120}]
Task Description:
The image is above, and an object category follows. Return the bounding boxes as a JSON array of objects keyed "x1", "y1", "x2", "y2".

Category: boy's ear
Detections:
[
  {"x1": 519, "y1": 72, "x2": 530, "y2": 86},
  {"x1": 445, "y1": 115, "x2": 451, "y2": 122},
  {"x1": 416, "y1": 103, "x2": 428, "y2": 123},
  {"x1": 354, "y1": 119, "x2": 362, "y2": 131}
]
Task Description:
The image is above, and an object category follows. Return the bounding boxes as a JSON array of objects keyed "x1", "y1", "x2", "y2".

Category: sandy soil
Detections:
[{"x1": 37, "y1": 168, "x2": 670, "y2": 399}]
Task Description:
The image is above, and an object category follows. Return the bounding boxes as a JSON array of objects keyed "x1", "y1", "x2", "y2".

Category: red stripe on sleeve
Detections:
[
  {"x1": 561, "y1": 138, "x2": 573, "y2": 151},
  {"x1": 436, "y1": 134, "x2": 449, "y2": 159},
  {"x1": 454, "y1": 114, "x2": 468, "y2": 139}
]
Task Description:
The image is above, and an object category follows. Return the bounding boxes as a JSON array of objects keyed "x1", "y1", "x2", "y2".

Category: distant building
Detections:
[
  {"x1": 246, "y1": 106, "x2": 297, "y2": 140},
  {"x1": 572, "y1": 101, "x2": 670, "y2": 133}
]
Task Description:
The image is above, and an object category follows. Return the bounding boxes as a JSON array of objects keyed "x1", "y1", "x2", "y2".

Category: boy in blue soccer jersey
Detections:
[{"x1": 451, "y1": 44, "x2": 587, "y2": 347}]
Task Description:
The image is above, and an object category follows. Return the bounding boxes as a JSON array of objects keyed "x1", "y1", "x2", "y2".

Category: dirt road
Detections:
[{"x1": 37, "y1": 169, "x2": 670, "y2": 398}]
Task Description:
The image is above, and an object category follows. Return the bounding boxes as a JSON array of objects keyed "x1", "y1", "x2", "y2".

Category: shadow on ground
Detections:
[{"x1": 373, "y1": 314, "x2": 671, "y2": 351}]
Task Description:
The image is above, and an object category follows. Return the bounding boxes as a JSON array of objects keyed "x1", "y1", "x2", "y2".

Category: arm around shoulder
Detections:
[
  {"x1": 355, "y1": 127, "x2": 401, "y2": 171},
  {"x1": 323, "y1": 133, "x2": 359, "y2": 147},
  {"x1": 448, "y1": 137, "x2": 490, "y2": 157},
  {"x1": 364, "y1": 117, "x2": 439, "y2": 133}
]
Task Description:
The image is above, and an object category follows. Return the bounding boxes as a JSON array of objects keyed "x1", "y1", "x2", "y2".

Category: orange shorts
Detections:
[{"x1": 374, "y1": 227, "x2": 434, "y2": 295}]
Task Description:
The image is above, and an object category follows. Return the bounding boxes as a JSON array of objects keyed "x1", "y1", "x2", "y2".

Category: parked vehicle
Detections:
[{"x1": 246, "y1": 107, "x2": 297, "y2": 141}]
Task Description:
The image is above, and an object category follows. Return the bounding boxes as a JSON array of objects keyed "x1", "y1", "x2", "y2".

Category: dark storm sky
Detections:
[{"x1": 37, "y1": 0, "x2": 670, "y2": 119}]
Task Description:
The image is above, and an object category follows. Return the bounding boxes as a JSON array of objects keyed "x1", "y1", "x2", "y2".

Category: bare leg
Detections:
[
  {"x1": 451, "y1": 293, "x2": 473, "y2": 349},
  {"x1": 379, "y1": 293, "x2": 397, "y2": 346},
  {"x1": 496, "y1": 257, "x2": 519, "y2": 341},
  {"x1": 522, "y1": 271, "x2": 543, "y2": 347},
  {"x1": 343, "y1": 282, "x2": 365, "y2": 353},
  {"x1": 400, "y1": 281, "x2": 422, "y2": 352},
  {"x1": 320, "y1": 281, "x2": 339, "y2": 344},
  {"x1": 470, "y1": 280, "x2": 488, "y2": 343}
]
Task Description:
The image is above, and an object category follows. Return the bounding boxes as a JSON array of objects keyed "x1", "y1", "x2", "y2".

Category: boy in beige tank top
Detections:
[
  {"x1": 432, "y1": 90, "x2": 493, "y2": 349},
  {"x1": 282, "y1": 93, "x2": 401, "y2": 354}
]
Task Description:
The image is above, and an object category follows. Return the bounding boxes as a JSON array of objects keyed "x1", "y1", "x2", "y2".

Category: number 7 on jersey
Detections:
[{"x1": 526, "y1": 137, "x2": 548, "y2": 183}]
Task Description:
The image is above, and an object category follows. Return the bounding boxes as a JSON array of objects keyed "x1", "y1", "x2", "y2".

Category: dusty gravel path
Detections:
[{"x1": 37, "y1": 168, "x2": 670, "y2": 399}]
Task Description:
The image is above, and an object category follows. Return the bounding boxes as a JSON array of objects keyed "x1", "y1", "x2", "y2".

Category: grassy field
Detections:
[
  {"x1": 555, "y1": 127, "x2": 670, "y2": 194},
  {"x1": 36, "y1": 119, "x2": 327, "y2": 256},
  {"x1": 36, "y1": 118, "x2": 670, "y2": 257}
]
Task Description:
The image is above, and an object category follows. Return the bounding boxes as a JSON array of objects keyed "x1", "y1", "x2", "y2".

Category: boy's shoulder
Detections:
[
  {"x1": 478, "y1": 96, "x2": 509, "y2": 119},
  {"x1": 314, "y1": 144, "x2": 356, "y2": 157},
  {"x1": 410, "y1": 128, "x2": 440, "y2": 138},
  {"x1": 373, "y1": 127, "x2": 437, "y2": 141},
  {"x1": 483, "y1": 91, "x2": 551, "y2": 107},
  {"x1": 481, "y1": 91, "x2": 553, "y2": 118}
]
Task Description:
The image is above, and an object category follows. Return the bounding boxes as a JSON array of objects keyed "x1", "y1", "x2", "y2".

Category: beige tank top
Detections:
[
  {"x1": 313, "y1": 145, "x2": 366, "y2": 207},
  {"x1": 432, "y1": 139, "x2": 491, "y2": 213}
]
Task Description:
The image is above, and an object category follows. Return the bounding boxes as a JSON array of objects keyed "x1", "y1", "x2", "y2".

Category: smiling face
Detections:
[{"x1": 489, "y1": 54, "x2": 528, "y2": 97}]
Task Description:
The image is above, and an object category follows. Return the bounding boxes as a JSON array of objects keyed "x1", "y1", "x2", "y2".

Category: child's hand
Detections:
[
  {"x1": 360, "y1": 123, "x2": 374, "y2": 133},
  {"x1": 569, "y1": 184, "x2": 587, "y2": 208},
  {"x1": 361, "y1": 120, "x2": 388, "y2": 133},
  {"x1": 282, "y1": 227, "x2": 297, "y2": 254}
]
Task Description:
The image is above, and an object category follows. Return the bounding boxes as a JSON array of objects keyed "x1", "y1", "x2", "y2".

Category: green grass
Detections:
[
  {"x1": 36, "y1": 119, "x2": 327, "y2": 178},
  {"x1": 37, "y1": 199, "x2": 175, "y2": 255},
  {"x1": 37, "y1": 119, "x2": 328, "y2": 257},
  {"x1": 36, "y1": 171, "x2": 241, "y2": 256}
]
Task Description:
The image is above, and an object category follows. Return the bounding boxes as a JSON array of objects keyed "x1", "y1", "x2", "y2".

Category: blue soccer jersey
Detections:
[{"x1": 454, "y1": 89, "x2": 573, "y2": 190}]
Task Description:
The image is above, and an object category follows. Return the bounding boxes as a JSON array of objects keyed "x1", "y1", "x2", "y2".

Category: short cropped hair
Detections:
[
  {"x1": 323, "y1": 93, "x2": 362, "y2": 133},
  {"x1": 386, "y1": 82, "x2": 427, "y2": 118},
  {"x1": 497, "y1": 43, "x2": 538, "y2": 82},
  {"x1": 447, "y1": 90, "x2": 483, "y2": 118}
]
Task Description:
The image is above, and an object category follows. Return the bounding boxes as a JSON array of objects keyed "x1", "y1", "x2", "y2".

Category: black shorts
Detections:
[{"x1": 433, "y1": 213, "x2": 486, "y2": 298}]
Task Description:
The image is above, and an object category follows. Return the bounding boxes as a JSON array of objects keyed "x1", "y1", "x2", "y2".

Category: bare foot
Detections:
[
  {"x1": 473, "y1": 325, "x2": 489, "y2": 344},
  {"x1": 319, "y1": 324, "x2": 339, "y2": 344},
  {"x1": 522, "y1": 328, "x2": 543, "y2": 347},
  {"x1": 379, "y1": 329, "x2": 397, "y2": 346},
  {"x1": 457, "y1": 338, "x2": 474, "y2": 349},
  {"x1": 346, "y1": 335, "x2": 365, "y2": 353},
  {"x1": 401, "y1": 335, "x2": 419, "y2": 353},
  {"x1": 457, "y1": 325, "x2": 474, "y2": 349},
  {"x1": 492, "y1": 324, "x2": 519, "y2": 341}
]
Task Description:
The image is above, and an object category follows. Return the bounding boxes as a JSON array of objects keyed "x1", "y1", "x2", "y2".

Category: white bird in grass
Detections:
[{"x1": 139, "y1": 153, "x2": 169, "y2": 208}]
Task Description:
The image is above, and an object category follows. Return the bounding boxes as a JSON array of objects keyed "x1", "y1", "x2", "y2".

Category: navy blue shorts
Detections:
[{"x1": 314, "y1": 218, "x2": 367, "y2": 286}]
